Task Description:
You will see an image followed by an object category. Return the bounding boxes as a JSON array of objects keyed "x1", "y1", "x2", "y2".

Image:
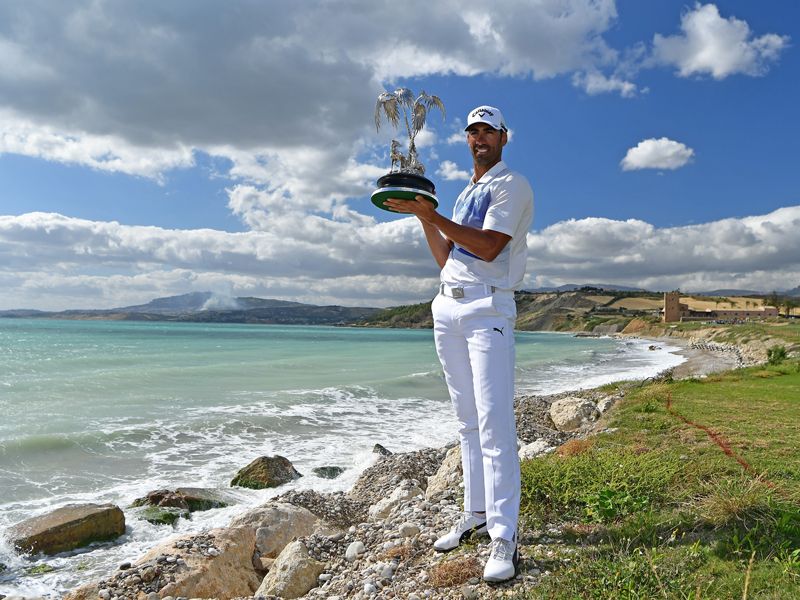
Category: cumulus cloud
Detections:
[
  {"x1": 2, "y1": 206, "x2": 799, "y2": 310},
  {"x1": 526, "y1": 206, "x2": 800, "y2": 292},
  {"x1": 436, "y1": 160, "x2": 471, "y2": 181},
  {"x1": 652, "y1": 3, "x2": 790, "y2": 79},
  {"x1": 620, "y1": 137, "x2": 694, "y2": 171},
  {"x1": 571, "y1": 70, "x2": 639, "y2": 97}
]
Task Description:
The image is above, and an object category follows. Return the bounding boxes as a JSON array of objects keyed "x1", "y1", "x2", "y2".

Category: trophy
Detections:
[{"x1": 371, "y1": 88, "x2": 445, "y2": 213}]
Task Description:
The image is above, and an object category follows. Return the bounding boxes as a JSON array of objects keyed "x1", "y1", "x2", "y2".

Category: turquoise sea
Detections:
[{"x1": 0, "y1": 319, "x2": 684, "y2": 596}]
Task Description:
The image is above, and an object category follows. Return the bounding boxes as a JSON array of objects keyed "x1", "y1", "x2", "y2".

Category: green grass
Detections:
[{"x1": 517, "y1": 361, "x2": 800, "y2": 599}]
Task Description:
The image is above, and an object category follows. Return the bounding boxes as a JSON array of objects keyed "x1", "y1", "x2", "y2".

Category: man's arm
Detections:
[
  {"x1": 420, "y1": 220, "x2": 452, "y2": 269},
  {"x1": 384, "y1": 195, "x2": 511, "y2": 262}
]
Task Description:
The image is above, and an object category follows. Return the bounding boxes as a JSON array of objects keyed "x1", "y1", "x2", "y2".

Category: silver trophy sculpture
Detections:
[{"x1": 371, "y1": 88, "x2": 445, "y2": 212}]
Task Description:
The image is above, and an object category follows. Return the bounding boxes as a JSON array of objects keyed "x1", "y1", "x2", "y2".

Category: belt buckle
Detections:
[{"x1": 452, "y1": 287, "x2": 465, "y2": 298}]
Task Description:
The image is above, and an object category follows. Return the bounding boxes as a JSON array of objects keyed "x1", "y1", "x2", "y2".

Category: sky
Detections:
[{"x1": 0, "y1": 0, "x2": 798, "y2": 311}]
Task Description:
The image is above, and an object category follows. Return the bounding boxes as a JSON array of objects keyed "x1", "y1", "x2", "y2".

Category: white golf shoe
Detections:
[
  {"x1": 432, "y1": 512, "x2": 488, "y2": 552},
  {"x1": 483, "y1": 536, "x2": 519, "y2": 582}
]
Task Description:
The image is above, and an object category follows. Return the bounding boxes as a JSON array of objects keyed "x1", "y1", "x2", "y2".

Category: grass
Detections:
[{"x1": 517, "y1": 360, "x2": 800, "y2": 599}]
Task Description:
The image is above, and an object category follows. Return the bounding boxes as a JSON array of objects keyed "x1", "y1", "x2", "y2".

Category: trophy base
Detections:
[
  {"x1": 371, "y1": 187, "x2": 438, "y2": 212},
  {"x1": 371, "y1": 173, "x2": 438, "y2": 213}
]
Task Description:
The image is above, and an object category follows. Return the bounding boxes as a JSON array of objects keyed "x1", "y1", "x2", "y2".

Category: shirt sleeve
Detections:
[{"x1": 483, "y1": 173, "x2": 533, "y2": 238}]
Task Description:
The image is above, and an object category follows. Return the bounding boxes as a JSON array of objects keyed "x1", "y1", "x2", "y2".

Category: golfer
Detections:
[{"x1": 384, "y1": 104, "x2": 533, "y2": 582}]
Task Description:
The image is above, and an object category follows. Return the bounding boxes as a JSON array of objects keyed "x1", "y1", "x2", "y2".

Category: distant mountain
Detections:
[
  {"x1": 117, "y1": 292, "x2": 306, "y2": 314},
  {"x1": 692, "y1": 289, "x2": 767, "y2": 297},
  {"x1": 524, "y1": 283, "x2": 645, "y2": 293},
  {"x1": 0, "y1": 292, "x2": 380, "y2": 326},
  {"x1": 786, "y1": 286, "x2": 800, "y2": 297}
]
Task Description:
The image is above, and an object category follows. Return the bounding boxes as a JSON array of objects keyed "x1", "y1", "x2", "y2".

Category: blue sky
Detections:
[{"x1": 0, "y1": 1, "x2": 798, "y2": 310}]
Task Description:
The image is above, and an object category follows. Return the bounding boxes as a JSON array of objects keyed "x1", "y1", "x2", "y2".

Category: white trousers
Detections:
[{"x1": 432, "y1": 287, "x2": 520, "y2": 541}]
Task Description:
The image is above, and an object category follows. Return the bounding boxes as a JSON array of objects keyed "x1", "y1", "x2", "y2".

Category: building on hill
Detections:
[{"x1": 662, "y1": 291, "x2": 779, "y2": 323}]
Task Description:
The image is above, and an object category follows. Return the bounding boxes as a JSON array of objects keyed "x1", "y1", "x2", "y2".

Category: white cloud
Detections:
[
  {"x1": 527, "y1": 206, "x2": 800, "y2": 292},
  {"x1": 572, "y1": 70, "x2": 639, "y2": 98},
  {"x1": 621, "y1": 137, "x2": 694, "y2": 171},
  {"x1": 436, "y1": 160, "x2": 471, "y2": 181},
  {"x1": 0, "y1": 110, "x2": 195, "y2": 182},
  {"x1": 3, "y1": 206, "x2": 800, "y2": 310},
  {"x1": 447, "y1": 131, "x2": 465, "y2": 145},
  {"x1": 652, "y1": 3, "x2": 790, "y2": 79}
]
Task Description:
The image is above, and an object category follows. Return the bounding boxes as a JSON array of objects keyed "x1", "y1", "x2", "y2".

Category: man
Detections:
[{"x1": 384, "y1": 105, "x2": 534, "y2": 582}]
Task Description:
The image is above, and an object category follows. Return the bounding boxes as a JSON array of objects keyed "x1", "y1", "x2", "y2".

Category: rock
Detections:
[
  {"x1": 135, "y1": 506, "x2": 188, "y2": 526},
  {"x1": 231, "y1": 456, "x2": 302, "y2": 489},
  {"x1": 345, "y1": 541, "x2": 365, "y2": 562},
  {"x1": 230, "y1": 502, "x2": 321, "y2": 558},
  {"x1": 349, "y1": 447, "x2": 445, "y2": 507},
  {"x1": 8, "y1": 503, "x2": 125, "y2": 555},
  {"x1": 549, "y1": 396, "x2": 600, "y2": 431},
  {"x1": 65, "y1": 528, "x2": 260, "y2": 600},
  {"x1": 255, "y1": 540, "x2": 325, "y2": 599},
  {"x1": 312, "y1": 466, "x2": 345, "y2": 479},
  {"x1": 398, "y1": 522, "x2": 420, "y2": 538},
  {"x1": 259, "y1": 557, "x2": 275, "y2": 572},
  {"x1": 373, "y1": 443, "x2": 392, "y2": 456},
  {"x1": 131, "y1": 487, "x2": 233, "y2": 512},
  {"x1": 519, "y1": 440, "x2": 554, "y2": 460},
  {"x1": 424, "y1": 445, "x2": 461, "y2": 500},
  {"x1": 596, "y1": 396, "x2": 617, "y2": 414},
  {"x1": 368, "y1": 483, "x2": 424, "y2": 520}
]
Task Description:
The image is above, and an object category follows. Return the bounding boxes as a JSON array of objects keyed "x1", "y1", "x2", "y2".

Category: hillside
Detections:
[{"x1": 0, "y1": 292, "x2": 381, "y2": 326}]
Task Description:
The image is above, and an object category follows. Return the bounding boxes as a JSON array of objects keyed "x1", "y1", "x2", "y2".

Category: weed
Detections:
[
  {"x1": 557, "y1": 438, "x2": 593, "y2": 456},
  {"x1": 428, "y1": 556, "x2": 481, "y2": 587},
  {"x1": 520, "y1": 447, "x2": 684, "y2": 524},
  {"x1": 768, "y1": 345, "x2": 788, "y2": 365},
  {"x1": 585, "y1": 488, "x2": 649, "y2": 523}
]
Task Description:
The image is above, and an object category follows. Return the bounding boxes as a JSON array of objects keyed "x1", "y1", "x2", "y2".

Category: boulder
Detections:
[
  {"x1": 255, "y1": 540, "x2": 325, "y2": 599},
  {"x1": 231, "y1": 456, "x2": 302, "y2": 489},
  {"x1": 519, "y1": 440, "x2": 554, "y2": 461},
  {"x1": 65, "y1": 527, "x2": 260, "y2": 600},
  {"x1": 8, "y1": 503, "x2": 125, "y2": 555},
  {"x1": 549, "y1": 397, "x2": 600, "y2": 431},
  {"x1": 596, "y1": 396, "x2": 617, "y2": 414},
  {"x1": 229, "y1": 502, "x2": 322, "y2": 559},
  {"x1": 312, "y1": 466, "x2": 345, "y2": 479},
  {"x1": 368, "y1": 482, "x2": 424, "y2": 520},
  {"x1": 373, "y1": 443, "x2": 392, "y2": 456},
  {"x1": 131, "y1": 487, "x2": 233, "y2": 512},
  {"x1": 425, "y1": 446, "x2": 462, "y2": 500},
  {"x1": 134, "y1": 505, "x2": 188, "y2": 526}
]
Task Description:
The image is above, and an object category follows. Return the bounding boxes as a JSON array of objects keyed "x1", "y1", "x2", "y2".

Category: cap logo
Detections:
[{"x1": 471, "y1": 108, "x2": 494, "y2": 117}]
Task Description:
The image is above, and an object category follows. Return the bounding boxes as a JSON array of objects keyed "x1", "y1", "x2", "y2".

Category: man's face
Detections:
[{"x1": 466, "y1": 123, "x2": 507, "y2": 167}]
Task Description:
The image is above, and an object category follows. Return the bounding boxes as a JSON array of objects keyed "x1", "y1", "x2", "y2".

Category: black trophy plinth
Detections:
[{"x1": 371, "y1": 172, "x2": 438, "y2": 213}]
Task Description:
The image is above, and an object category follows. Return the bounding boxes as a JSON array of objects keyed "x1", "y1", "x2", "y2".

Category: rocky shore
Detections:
[{"x1": 3, "y1": 339, "x2": 743, "y2": 600}]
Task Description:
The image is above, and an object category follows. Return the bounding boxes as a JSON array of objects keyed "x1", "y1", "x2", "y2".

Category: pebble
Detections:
[{"x1": 345, "y1": 540, "x2": 365, "y2": 561}]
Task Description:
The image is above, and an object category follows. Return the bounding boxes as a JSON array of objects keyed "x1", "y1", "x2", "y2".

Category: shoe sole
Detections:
[
  {"x1": 433, "y1": 523, "x2": 488, "y2": 553},
  {"x1": 483, "y1": 549, "x2": 520, "y2": 583}
]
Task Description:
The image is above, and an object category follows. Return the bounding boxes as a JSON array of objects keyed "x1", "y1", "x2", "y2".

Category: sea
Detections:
[{"x1": 0, "y1": 318, "x2": 685, "y2": 596}]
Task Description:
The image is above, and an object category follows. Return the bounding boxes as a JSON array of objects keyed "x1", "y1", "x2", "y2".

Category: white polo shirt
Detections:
[{"x1": 440, "y1": 160, "x2": 534, "y2": 290}]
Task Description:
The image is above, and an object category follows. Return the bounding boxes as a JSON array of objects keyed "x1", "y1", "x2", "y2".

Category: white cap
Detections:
[{"x1": 465, "y1": 105, "x2": 507, "y2": 132}]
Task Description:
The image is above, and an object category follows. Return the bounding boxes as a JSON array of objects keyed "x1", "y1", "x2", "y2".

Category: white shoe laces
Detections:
[
  {"x1": 453, "y1": 512, "x2": 475, "y2": 531},
  {"x1": 489, "y1": 537, "x2": 515, "y2": 561}
]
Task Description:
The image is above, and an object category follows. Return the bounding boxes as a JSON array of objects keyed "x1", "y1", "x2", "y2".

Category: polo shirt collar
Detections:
[{"x1": 472, "y1": 160, "x2": 508, "y2": 185}]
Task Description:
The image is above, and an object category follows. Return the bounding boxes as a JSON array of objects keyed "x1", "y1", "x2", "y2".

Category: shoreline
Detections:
[{"x1": 0, "y1": 334, "x2": 742, "y2": 598}]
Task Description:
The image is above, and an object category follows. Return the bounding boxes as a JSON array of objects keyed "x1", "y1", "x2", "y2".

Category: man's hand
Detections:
[{"x1": 383, "y1": 195, "x2": 438, "y2": 223}]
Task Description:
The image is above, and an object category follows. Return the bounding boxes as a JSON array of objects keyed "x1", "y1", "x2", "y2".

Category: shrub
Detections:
[{"x1": 767, "y1": 346, "x2": 788, "y2": 365}]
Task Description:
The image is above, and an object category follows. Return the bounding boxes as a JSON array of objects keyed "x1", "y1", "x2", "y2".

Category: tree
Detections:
[{"x1": 766, "y1": 291, "x2": 781, "y2": 309}]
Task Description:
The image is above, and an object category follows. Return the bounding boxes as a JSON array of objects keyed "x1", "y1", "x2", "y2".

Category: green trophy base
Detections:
[
  {"x1": 371, "y1": 187, "x2": 438, "y2": 213},
  {"x1": 371, "y1": 173, "x2": 438, "y2": 213}
]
